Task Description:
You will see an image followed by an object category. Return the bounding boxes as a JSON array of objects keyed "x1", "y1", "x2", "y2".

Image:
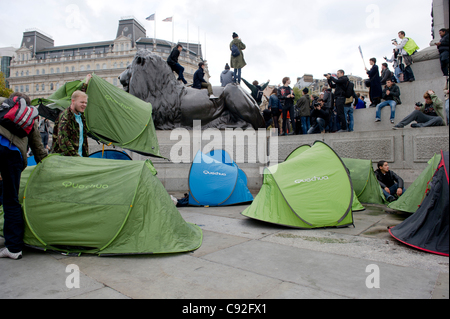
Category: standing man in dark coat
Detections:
[
  {"x1": 435, "y1": 28, "x2": 449, "y2": 76},
  {"x1": 326, "y1": 70, "x2": 349, "y2": 132},
  {"x1": 366, "y1": 58, "x2": 383, "y2": 107},
  {"x1": 167, "y1": 44, "x2": 187, "y2": 85}
]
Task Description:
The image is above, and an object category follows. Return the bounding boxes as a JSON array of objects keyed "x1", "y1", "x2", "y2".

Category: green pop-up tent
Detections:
[
  {"x1": 32, "y1": 74, "x2": 162, "y2": 158},
  {"x1": 241, "y1": 141, "x2": 355, "y2": 229},
  {"x1": 342, "y1": 158, "x2": 387, "y2": 205},
  {"x1": 388, "y1": 153, "x2": 441, "y2": 213},
  {"x1": 1, "y1": 155, "x2": 202, "y2": 256}
]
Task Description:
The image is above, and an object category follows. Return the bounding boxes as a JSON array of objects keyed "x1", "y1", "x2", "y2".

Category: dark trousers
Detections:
[
  {"x1": 171, "y1": 63, "x2": 187, "y2": 84},
  {"x1": 335, "y1": 97, "x2": 347, "y2": 130},
  {"x1": 440, "y1": 51, "x2": 449, "y2": 76},
  {"x1": 282, "y1": 105, "x2": 296, "y2": 134},
  {"x1": 0, "y1": 145, "x2": 24, "y2": 253}
]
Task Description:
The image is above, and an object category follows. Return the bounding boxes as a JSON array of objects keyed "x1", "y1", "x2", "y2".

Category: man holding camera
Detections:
[
  {"x1": 325, "y1": 70, "x2": 349, "y2": 132},
  {"x1": 308, "y1": 98, "x2": 329, "y2": 134},
  {"x1": 393, "y1": 31, "x2": 416, "y2": 82},
  {"x1": 393, "y1": 90, "x2": 445, "y2": 129}
]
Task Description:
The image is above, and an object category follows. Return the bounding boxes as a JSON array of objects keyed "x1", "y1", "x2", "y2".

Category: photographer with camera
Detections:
[
  {"x1": 393, "y1": 31, "x2": 417, "y2": 82},
  {"x1": 308, "y1": 98, "x2": 330, "y2": 134},
  {"x1": 393, "y1": 90, "x2": 445, "y2": 129},
  {"x1": 325, "y1": 70, "x2": 350, "y2": 132}
]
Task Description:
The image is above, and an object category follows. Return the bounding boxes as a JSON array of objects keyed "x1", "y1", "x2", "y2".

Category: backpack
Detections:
[
  {"x1": 255, "y1": 85, "x2": 263, "y2": 103},
  {"x1": 231, "y1": 44, "x2": 240, "y2": 57},
  {"x1": 404, "y1": 37, "x2": 420, "y2": 56},
  {"x1": 0, "y1": 96, "x2": 39, "y2": 138},
  {"x1": 344, "y1": 80, "x2": 355, "y2": 98}
]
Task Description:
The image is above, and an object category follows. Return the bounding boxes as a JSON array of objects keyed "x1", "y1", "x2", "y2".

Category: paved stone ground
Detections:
[{"x1": 0, "y1": 191, "x2": 448, "y2": 300}]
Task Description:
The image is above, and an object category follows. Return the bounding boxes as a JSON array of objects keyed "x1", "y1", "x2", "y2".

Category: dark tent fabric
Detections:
[
  {"x1": 89, "y1": 150, "x2": 132, "y2": 160},
  {"x1": 389, "y1": 150, "x2": 449, "y2": 256}
]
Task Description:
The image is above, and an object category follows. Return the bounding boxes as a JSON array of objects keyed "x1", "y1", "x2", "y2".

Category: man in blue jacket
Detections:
[{"x1": 193, "y1": 62, "x2": 217, "y2": 99}]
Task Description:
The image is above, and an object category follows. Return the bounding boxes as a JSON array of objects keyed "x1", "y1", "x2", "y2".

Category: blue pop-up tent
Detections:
[
  {"x1": 188, "y1": 150, "x2": 253, "y2": 206},
  {"x1": 89, "y1": 150, "x2": 132, "y2": 160}
]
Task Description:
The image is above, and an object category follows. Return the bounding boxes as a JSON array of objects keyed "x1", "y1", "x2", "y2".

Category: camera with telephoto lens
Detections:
[{"x1": 415, "y1": 102, "x2": 423, "y2": 107}]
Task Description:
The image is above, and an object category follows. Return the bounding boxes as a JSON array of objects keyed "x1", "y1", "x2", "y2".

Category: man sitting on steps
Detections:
[{"x1": 393, "y1": 90, "x2": 445, "y2": 129}]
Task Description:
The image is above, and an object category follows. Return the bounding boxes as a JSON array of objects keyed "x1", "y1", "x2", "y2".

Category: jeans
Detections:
[
  {"x1": 446, "y1": 99, "x2": 449, "y2": 125},
  {"x1": 376, "y1": 100, "x2": 397, "y2": 121},
  {"x1": 300, "y1": 116, "x2": 310, "y2": 134},
  {"x1": 234, "y1": 68, "x2": 242, "y2": 84},
  {"x1": 396, "y1": 110, "x2": 444, "y2": 128},
  {"x1": 344, "y1": 105, "x2": 354, "y2": 131},
  {"x1": 308, "y1": 118, "x2": 326, "y2": 134},
  {"x1": 0, "y1": 145, "x2": 24, "y2": 253},
  {"x1": 394, "y1": 67, "x2": 402, "y2": 83},
  {"x1": 382, "y1": 183, "x2": 405, "y2": 200},
  {"x1": 282, "y1": 105, "x2": 296, "y2": 134}
]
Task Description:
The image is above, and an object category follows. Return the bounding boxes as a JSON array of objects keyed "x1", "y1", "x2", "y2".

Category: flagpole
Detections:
[{"x1": 154, "y1": 13, "x2": 156, "y2": 51}]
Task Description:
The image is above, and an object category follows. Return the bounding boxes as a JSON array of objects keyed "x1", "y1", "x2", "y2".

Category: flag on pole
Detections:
[
  {"x1": 358, "y1": 45, "x2": 367, "y2": 69},
  {"x1": 146, "y1": 14, "x2": 155, "y2": 21},
  {"x1": 163, "y1": 17, "x2": 173, "y2": 22}
]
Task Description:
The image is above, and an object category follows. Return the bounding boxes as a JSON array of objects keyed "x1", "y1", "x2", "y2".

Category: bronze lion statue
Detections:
[{"x1": 119, "y1": 49, "x2": 265, "y2": 130}]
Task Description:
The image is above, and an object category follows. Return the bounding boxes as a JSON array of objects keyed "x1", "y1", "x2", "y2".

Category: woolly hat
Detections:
[{"x1": 232, "y1": 32, "x2": 238, "y2": 38}]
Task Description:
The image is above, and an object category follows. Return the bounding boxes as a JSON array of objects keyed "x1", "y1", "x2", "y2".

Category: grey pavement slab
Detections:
[
  {"x1": 202, "y1": 240, "x2": 440, "y2": 299},
  {"x1": 0, "y1": 204, "x2": 448, "y2": 300}
]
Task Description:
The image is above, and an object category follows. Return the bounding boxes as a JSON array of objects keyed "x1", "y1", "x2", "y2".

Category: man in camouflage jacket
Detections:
[{"x1": 52, "y1": 75, "x2": 91, "y2": 157}]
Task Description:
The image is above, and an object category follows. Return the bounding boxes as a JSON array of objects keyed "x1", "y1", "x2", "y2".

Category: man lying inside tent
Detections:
[
  {"x1": 374, "y1": 160, "x2": 405, "y2": 202},
  {"x1": 52, "y1": 74, "x2": 92, "y2": 157}
]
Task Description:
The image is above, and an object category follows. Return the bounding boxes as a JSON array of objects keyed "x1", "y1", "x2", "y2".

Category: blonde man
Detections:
[{"x1": 52, "y1": 75, "x2": 91, "y2": 156}]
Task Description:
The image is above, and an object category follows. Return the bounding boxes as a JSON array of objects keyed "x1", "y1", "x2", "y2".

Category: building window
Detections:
[
  {"x1": 21, "y1": 71, "x2": 24, "y2": 76},
  {"x1": 72, "y1": 66, "x2": 75, "y2": 72},
  {"x1": 50, "y1": 68, "x2": 54, "y2": 74},
  {"x1": 56, "y1": 67, "x2": 60, "y2": 73},
  {"x1": 26, "y1": 70, "x2": 29, "y2": 76},
  {"x1": 25, "y1": 85, "x2": 29, "y2": 92},
  {"x1": 113, "y1": 62, "x2": 117, "y2": 68},
  {"x1": 80, "y1": 65, "x2": 85, "y2": 71},
  {"x1": 86, "y1": 65, "x2": 90, "y2": 70},
  {"x1": 42, "y1": 84, "x2": 45, "y2": 91},
  {"x1": 113, "y1": 78, "x2": 118, "y2": 86},
  {"x1": 36, "y1": 84, "x2": 39, "y2": 92},
  {"x1": 15, "y1": 71, "x2": 18, "y2": 77},
  {"x1": 15, "y1": 86, "x2": 19, "y2": 92},
  {"x1": 65, "y1": 67, "x2": 69, "y2": 72},
  {"x1": 96, "y1": 64, "x2": 100, "y2": 70},
  {"x1": 120, "y1": 62, "x2": 124, "y2": 68},
  {"x1": 36, "y1": 69, "x2": 40, "y2": 75},
  {"x1": 103, "y1": 63, "x2": 107, "y2": 69},
  {"x1": 50, "y1": 83, "x2": 53, "y2": 90},
  {"x1": 42, "y1": 69, "x2": 45, "y2": 75},
  {"x1": 20, "y1": 85, "x2": 24, "y2": 92}
]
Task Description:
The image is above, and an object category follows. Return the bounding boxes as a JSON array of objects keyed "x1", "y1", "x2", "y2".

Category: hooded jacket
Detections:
[{"x1": 220, "y1": 69, "x2": 234, "y2": 87}]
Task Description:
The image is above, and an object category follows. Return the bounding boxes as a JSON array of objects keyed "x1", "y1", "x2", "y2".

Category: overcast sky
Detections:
[{"x1": 0, "y1": 0, "x2": 435, "y2": 87}]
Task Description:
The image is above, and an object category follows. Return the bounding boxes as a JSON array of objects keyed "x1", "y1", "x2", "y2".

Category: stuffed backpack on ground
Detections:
[{"x1": 0, "y1": 96, "x2": 39, "y2": 138}]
